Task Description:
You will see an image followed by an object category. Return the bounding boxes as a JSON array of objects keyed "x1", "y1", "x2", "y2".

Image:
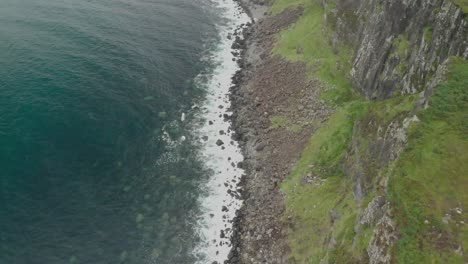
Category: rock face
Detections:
[
  {"x1": 228, "y1": 0, "x2": 467, "y2": 263},
  {"x1": 367, "y1": 215, "x2": 398, "y2": 264},
  {"x1": 329, "y1": 0, "x2": 468, "y2": 99},
  {"x1": 326, "y1": 1, "x2": 468, "y2": 263}
]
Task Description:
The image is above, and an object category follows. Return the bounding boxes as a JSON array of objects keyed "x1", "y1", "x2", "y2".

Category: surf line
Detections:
[{"x1": 191, "y1": 0, "x2": 251, "y2": 263}]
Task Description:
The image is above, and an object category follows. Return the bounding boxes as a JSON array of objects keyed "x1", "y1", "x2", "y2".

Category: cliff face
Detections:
[
  {"x1": 228, "y1": 0, "x2": 467, "y2": 263},
  {"x1": 322, "y1": 0, "x2": 467, "y2": 263},
  {"x1": 271, "y1": 0, "x2": 467, "y2": 263},
  {"x1": 330, "y1": 0, "x2": 468, "y2": 99}
]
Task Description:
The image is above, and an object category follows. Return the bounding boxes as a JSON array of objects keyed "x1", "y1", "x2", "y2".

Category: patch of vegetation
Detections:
[
  {"x1": 366, "y1": 94, "x2": 417, "y2": 125},
  {"x1": 272, "y1": 0, "x2": 358, "y2": 106},
  {"x1": 270, "y1": 0, "x2": 310, "y2": 14},
  {"x1": 283, "y1": 173, "x2": 358, "y2": 263},
  {"x1": 270, "y1": 115, "x2": 288, "y2": 129},
  {"x1": 392, "y1": 34, "x2": 410, "y2": 75},
  {"x1": 283, "y1": 103, "x2": 365, "y2": 183},
  {"x1": 451, "y1": 0, "x2": 468, "y2": 14},
  {"x1": 270, "y1": 115, "x2": 309, "y2": 132},
  {"x1": 290, "y1": 124, "x2": 302, "y2": 133},
  {"x1": 282, "y1": 103, "x2": 367, "y2": 262},
  {"x1": 424, "y1": 26, "x2": 434, "y2": 43},
  {"x1": 281, "y1": 97, "x2": 417, "y2": 262},
  {"x1": 393, "y1": 34, "x2": 409, "y2": 58},
  {"x1": 396, "y1": 63, "x2": 408, "y2": 76},
  {"x1": 377, "y1": 3, "x2": 384, "y2": 13},
  {"x1": 388, "y1": 57, "x2": 468, "y2": 263},
  {"x1": 346, "y1": 95, "x2": 418, "y2": 192}
]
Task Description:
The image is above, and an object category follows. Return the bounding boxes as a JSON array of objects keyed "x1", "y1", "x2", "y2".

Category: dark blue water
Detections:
[{"x1": 0, "y1": 0, "x2": 221, "y2": 263}]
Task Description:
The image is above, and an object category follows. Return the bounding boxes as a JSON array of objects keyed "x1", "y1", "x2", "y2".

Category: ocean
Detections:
[{"x1": 0, "y1": 0, "x2": 248, "y2": 263}]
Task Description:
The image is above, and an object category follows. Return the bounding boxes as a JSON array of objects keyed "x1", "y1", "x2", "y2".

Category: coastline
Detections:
[{"x1": 191, "y1": 1, "x2": 250, "y2": 263}]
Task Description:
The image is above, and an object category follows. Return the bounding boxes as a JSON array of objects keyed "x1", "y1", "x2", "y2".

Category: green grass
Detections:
[
  {"x1": 424, "y1": 26, "x2": 434, "y2": 43},
  {"x1": 451, "y1": 0, "x2": 468, "y2": 13},
  {"x1": 270, "y1": 115, "x2": 288, "y2": 129},
  {"x1": 269, "y1": 0, "x2": 310, "y2": 14},
  {"x1": 345, "y1": 95, "x2": 418, "y2": 192},
  {"x1": 282, "y1": 103, "x2": 367, "y2": 262},
  {"x1": 272, "y1": 0, "x2": 357, "y2": 105},
  {"x1": 366, "y1": 94, "x2": 417, "y2": 124},
  {"x1": 283, "y1": 103, "x2": 366, "y2": 183},
  {"x1": 394, "y1": 34, "x2": 409, "y2": 58},
  {"x1": 270, "y1": 115, "x2": 310, "y2": 132},
  {"x1": 392, "y1": 34, "x2": 410, "y2": 75},
  {"x1": 388, "y1": 57, "x2": 468, "y2": 263}
]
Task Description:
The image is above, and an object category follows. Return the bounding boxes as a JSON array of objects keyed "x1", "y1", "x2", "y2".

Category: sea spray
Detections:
[{"x1": 191, "y1": 0, "x2": 250, "y2": 263}]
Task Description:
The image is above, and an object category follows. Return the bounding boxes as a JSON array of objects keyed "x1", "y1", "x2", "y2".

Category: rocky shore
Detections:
[{"x1": 226, "y1": 1, "x2": 332, "y2": 263}]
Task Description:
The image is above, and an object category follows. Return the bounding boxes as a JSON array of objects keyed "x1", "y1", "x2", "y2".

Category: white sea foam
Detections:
[{"x1": 192, "y1": 0, "x2": 250, "y2": 263}]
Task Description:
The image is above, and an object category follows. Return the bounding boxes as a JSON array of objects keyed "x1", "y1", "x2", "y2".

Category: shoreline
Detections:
[
  {"x1": 190, "y1": 1, "x2": 250, "y2": 263},
  {"x1": 226, "y1": 1, "x2": 322, "y2": 262}
]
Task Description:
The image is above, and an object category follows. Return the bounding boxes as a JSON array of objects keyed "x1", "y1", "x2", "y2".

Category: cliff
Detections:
[
  {"x1": 229, "y1": 0, "x2": 468, "y2": 263},
  {"x1": 331, "y1": 0, "x2": 467, "y2": 99}
]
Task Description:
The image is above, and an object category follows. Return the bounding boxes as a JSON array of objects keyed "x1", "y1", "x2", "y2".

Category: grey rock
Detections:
[{"x1": 255, "y1": 142, "x2": 266, "y2": 151}]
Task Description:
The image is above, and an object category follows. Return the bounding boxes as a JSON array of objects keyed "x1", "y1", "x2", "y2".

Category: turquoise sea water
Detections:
[{"x1": 0, "y1": 0, "x2": 225, "y2": 263}]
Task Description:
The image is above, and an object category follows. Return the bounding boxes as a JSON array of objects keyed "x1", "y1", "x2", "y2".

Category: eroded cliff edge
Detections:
[{"x1": 228, "y1": 0, "x2": 467, "y2": 263}]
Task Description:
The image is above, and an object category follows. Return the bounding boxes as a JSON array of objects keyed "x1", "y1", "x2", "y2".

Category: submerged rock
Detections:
[{"x1": 158, "y1": 112, "x2": 167, "y2": 118}]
